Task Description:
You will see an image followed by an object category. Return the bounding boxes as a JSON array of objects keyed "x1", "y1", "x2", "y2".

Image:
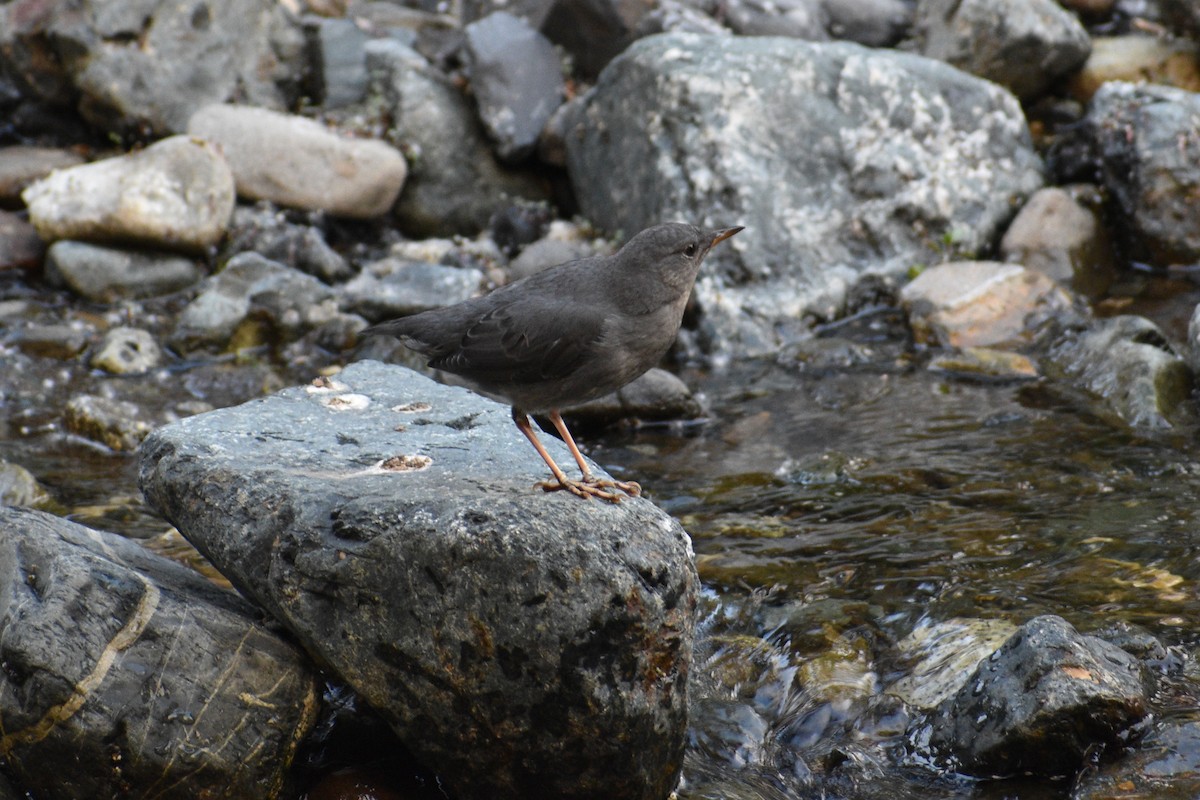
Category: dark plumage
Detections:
[{"x1": 365, "y1": 222, "x2": 742, "y2": 501}]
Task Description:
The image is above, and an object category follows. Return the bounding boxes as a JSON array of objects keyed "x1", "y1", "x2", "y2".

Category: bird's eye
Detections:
[{"x1": 683, "y1": 243, "x2": 698, "y2": 257}]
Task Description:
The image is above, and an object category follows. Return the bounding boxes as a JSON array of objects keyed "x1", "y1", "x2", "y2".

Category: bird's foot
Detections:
[{"x1": 536, "y1": 476, "x2": 640, "y2": 502}]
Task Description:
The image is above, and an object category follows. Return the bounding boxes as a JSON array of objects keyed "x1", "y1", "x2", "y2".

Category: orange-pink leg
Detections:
[
  {"x1": 511, "y1": 409, "x2": 639, "y2": 502},
  {"x1": 547, "y1": 411, "x2": 641, "y2": 498}
]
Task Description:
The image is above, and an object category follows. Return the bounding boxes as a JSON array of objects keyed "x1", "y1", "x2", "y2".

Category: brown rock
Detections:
[{"x1": 1000, "y1": 186, "x2": 1116, "y2": 299}]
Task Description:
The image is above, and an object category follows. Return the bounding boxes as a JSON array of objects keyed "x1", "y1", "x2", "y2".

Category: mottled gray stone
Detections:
[
  {"x1": 308, "y1": 16, "x2": 371, "y2": 109},
  {"x1": 340, "y1": 258, "x2": 485, "y2": 321},
  {"x1": 464, "y1": 12, "x2": 565, "y2": 162},
  {"x1": 1087, "y1": 82, "x2": 1200, "y2": 265},
  {"x1": 911, "y1": 0, "x2": 1091, "y2": 100},
  {"x1": 137, "y1": 360, "x2": 698, "y2": 800},
  {"x1": 45, "y1": 241, "x2": 202, "y2": 301},
  {"x1": 566, "y1": 34, "x2": 1044, "y2": 357},
  {"x1": 0, "y1": 507, "x2": 320, "y2": 800},
  {"x1": 222, "y1": 204, "x2": 352, "y2": 284},
  {"x1": 366, "y1": 40, "x2": 549, "y2": 236},
  {"x1": 22, "y1": 137, "x2": 236, "y2": 254},
  {"x1": 725, "y1": 0, "x2": 828, "y2": 39},
  {"x1": 927, "y1": 615, "x2": 1147, "y2": 777}
]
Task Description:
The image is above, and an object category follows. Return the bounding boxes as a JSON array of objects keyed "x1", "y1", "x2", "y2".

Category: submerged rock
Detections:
[
  {"x1": 1043, "y1": 315, "x2": 1192, "y2": 431},
  {"x1": 565, "y1": 34, "x2": 1044, "y2": 356},
  {"x1": 138, "y1": 360, "x2": 698, "y2": 800},
  {"x1": 0, "y1": 506, "x2": 320, "y2": 800},
  {"x1": 926, "y1": 615, "x2": 1147, "y2": 777}
]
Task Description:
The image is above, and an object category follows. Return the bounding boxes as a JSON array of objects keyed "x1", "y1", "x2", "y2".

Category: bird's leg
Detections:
[
  {"x1": 512, "y1": 409, "x2": 626, "y2": 502},
  {"x1": 548, "y1": 411, "x2": 642, "y2": 498}
]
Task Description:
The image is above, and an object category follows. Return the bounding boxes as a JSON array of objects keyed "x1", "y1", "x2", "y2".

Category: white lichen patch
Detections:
[
  {"x1": 391, "y1": 401, "x2": 432, "y2": 413},
  {"x1": 319, "y1": 393, "x2": 370, "y2": 411},
  {"x1": 306, "y1": 377, "x2": 349, "y2": 394},
  {"x1": 378, "y1": 454, "x2": 432, "y2": 472}
]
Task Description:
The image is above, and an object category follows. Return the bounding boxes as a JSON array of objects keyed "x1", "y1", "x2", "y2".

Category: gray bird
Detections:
[{"x1": 364, "y1": 222, "x2": 743, "y2": 501}]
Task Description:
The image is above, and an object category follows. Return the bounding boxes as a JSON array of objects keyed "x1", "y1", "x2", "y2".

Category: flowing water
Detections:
[{"x1": 6, "y1": 289, "x2": 1200, "y2": 798}]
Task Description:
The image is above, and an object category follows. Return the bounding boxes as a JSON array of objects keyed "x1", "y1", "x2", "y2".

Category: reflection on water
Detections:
[{"x1": 587, "y1": 337, "x2": 1200, "y2": 798}]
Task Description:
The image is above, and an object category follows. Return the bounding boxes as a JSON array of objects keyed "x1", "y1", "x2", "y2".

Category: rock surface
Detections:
[
  {"x1": 1043, "y1": 315, "x2": 1192, "y2": 431},
  {"x1": 0, "y1": 146, "x2": 85, "y2": 205},
  {"x1": 900, "y1": 261, "x2": 1077, "y2": 349},
  {"x1": 44, "y1": 241, "x2": 201, "y2": 301},
  {"x1": 138, "y1": 360, "x2": 699, "y2": 800},
  {"x1": 0, "y1": 0, "x2": 304, "y2": 135},
  {"x1": 927, "y1": 615, "x2": 1148, "y2": 777},
  {"x1": 367, "y1": 40, "x2": 550, "y2": 236},
  {"x1": 22, "y1": 136, "x2": 236, "y2": 254},
  {"x1": 188, "y1": 104, "x2": 408, "y2": 219},
  {"x1": 910, "y1": 0, "x2": 1091, "y2": 100},
  {"x1": 565, "y1": 34, "x2": 1044, "y2": 356},
  {"x1": 1087, "y1": 81, "x2": 1200, "y2": 265},
  {"x1": 999, "y1": 186, "x2": 1115, "y2": 299},
  {"x1": 0, "y1": 506, "x2": 320, "y2": 800},
  {"x1": 464, "y1": 12, "x2": 565, "y2": 162}
]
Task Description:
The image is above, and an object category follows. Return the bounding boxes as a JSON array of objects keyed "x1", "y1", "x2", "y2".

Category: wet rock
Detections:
[
  {"x1": 188, "y1": 104, "x2": 407, "y2": 220},
  {"x1": 64, "y1": 394, "x2": 153, "y2": 451},
  {"x1": 926, "y1": 615, "x2": 1148, "y2": 778},
  {"x1": 928, "y1": 347, "x2": 1039, "y2": 380},
  {"x1": 307, "y1": 16, "x2": 371, "y2": 109},
  {"x1": 138, "y1": 360, "x2": 698, "y2": 800},
  {"x1": 910, "y1": 0, "x2": 1091, "y2": 101},
  {"x1": 45, "y1": 241, "x2": 202, "y2": 301},
  {"x1": 1070, "y1": 36, "x2": 1200, "y2": 103},
  {"x1": 0, "y1": 211, "x2": 44, "y2": 271},
  {"x1": 824, "y1": 0, "x2": 912, "y2": 47},
  {"x1": 563, "y1": 368, "x2": 704, "y2": 426},
  {"x1": 887, "y1": 618, "x2": 1018, "y2": 709},
  {"x1": 1087, "y1": 81, "x2": 1200, "y2": 266},
  {"x1": 366, "y1": 40, "x2": 550, "y2": 236},
  {"x1": 340, "y1": 258, "x2": 485, "y2": 321},
  {"x1": 172, "y1": 252, "x2": 342, "y2": 351},
  {"x1": 464, "y1": 12, "x2": 565, "y2": 162},
  {"x1": 565, "y1": 34, "x2": 1044, "y2": 357},
  {"x1": 22, "y1": 137, "x2": 236, "y2": 254},
  {"x1": 91, "y1": 327, "x2": 164, "y2": 375},
  {"x1": 0, "y1": 145, "x2": 84, "y2": 206},
  {"x1": 999, "y1": 186, "x2": 1116, "y2": 300},
  {"x1": 0, "y1": 460, "x2": 53, "y2": 508},
  {"x1": 724, "y1": 0, "x2": 828, "y2": 39},
  {"x1": 1044, "y1": 315, "x2": 1192, "y2": 430},
  {"x1": 1073, "y1": 719, "x2": 1200, "y2": 799},
  {"x1": 222, "y1": 204, "x2": 352, "y2": 284},
  {"x1": 0, "y1": 0, "x2": 304, "y2": 136},
  {"x1": 9, "y1": 323, "x2": 91, "y2": 360},
  {"x1": 0, "y1": 506, "x2": 320, "y2": 800},
  {"x1": 900, "y1": 261, "x2": 1077, "y2": 349}
]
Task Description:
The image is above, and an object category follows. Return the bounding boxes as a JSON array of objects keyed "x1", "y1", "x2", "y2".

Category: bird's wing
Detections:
[{"x1": 429, "y1": 296, "x2": 607, "y2": 386}]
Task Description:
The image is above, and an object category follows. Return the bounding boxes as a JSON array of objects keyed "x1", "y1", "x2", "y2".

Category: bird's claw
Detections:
[{"x1": 536, "y1": 476, "x2": 640, "y2": 503}]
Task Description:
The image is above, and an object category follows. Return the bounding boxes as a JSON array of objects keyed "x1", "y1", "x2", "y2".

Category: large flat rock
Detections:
[{"x1": 138, "y1": 360, "x2": 699, "y2": 800}]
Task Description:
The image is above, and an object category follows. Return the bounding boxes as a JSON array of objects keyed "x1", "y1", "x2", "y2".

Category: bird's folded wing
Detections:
[{"x1": 429, "y1": 298, "x2": 606, "y2": 385}]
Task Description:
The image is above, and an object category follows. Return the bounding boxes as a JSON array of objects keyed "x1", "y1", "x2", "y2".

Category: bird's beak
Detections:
[{"x1": 710, "y1": 226, "x2": 744, "y2": 248}]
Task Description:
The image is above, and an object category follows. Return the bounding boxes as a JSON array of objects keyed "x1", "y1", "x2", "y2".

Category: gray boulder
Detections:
[
  {"x1": 137, "y1": 360, "x2": 699, "y2": 800},
  {"x1": 1088, "y1": 81, "x2": 1200, "y2": 266},
  {"x1": 0, "y1": 506, "x2": 319, "y2": 800},
  {"x1": 910, "y1": 0, "x2": 1091, "y2": 101},
  {"x1": 366, "y1": 40, "x2": 550, "y2": 237},
  {"x1": 221, "y1": 204, "x2": 352, "y2": 284},
  {"x1": 464, "y1": 12, "x2": 566, "y2": 162},
  {"x1": 341, "y1": 258, "x2": 485, "y2": 321},
  {"x1": 927, "y1": 615, "x2": 1147, "y2": 777},
  {"x1": 565, "y1": 34, "x2": 1044, "y2": 356},
  {"x1": 0, "y1": 0, "x2": 304, "y2": 136}
]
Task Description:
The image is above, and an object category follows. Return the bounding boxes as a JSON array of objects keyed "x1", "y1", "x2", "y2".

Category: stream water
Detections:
[{"x1": 5, "y1": 285, "x2": 1200, "y2": 798}]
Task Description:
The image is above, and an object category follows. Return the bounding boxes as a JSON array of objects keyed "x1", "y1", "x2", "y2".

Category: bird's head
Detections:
[{"x1": 621, "y1": 222, "x2": 743, "y2": 292}]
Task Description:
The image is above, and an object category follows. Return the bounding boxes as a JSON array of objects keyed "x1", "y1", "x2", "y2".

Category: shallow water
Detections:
[{"x1": 6, "y1": 294, "x2": 1200, "y2": 798}]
